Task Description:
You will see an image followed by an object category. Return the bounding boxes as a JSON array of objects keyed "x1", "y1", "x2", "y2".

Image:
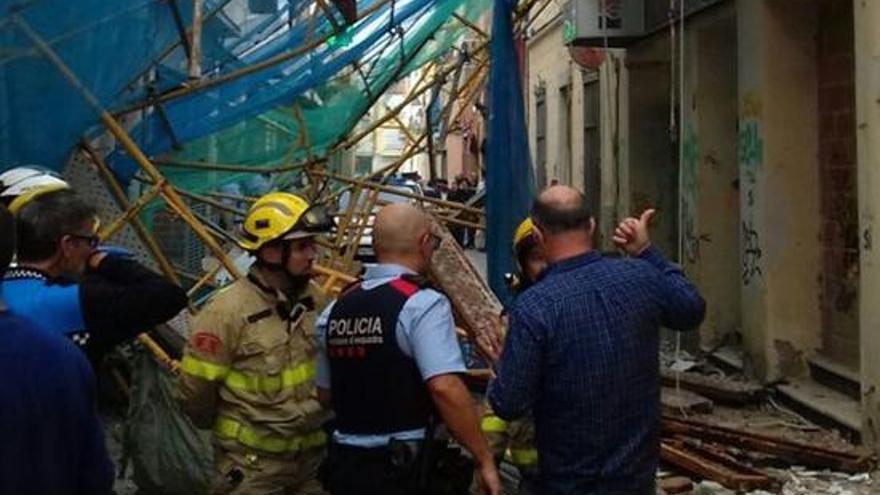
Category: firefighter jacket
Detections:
[
  {"x1": 178, "y1": 268, "x2": 330, "y2": 455},
  {"x1": 481, "y1": 402, "x2": 538, "y2": 470}
]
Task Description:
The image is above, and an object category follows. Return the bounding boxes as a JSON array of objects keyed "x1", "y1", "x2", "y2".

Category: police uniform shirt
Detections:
[{"x1": 315, "y1": 263, "x2": 466, "y2": 447}]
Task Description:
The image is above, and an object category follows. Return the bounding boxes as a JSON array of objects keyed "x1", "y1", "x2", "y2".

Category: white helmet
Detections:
[{"x1": 0, "y1": 166, "x2": 69, "y2": 214}]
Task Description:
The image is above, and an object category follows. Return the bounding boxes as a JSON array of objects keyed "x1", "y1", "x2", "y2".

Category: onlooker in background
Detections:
[
  {"x1": 0, "y1": 177, "x2": 187, "y2": 365},
  {"x1": 460, "y1": 175, "x2": 477, "y2": 248},
  {"x1": 424, "y1": 179, "x2": 442, "y2": 199},
  {"x1": 0, "y1": 203, "x2": 114, "y2": 495},
  {"x1": 446, "y1": 178, "x2": 467, "y2": 247},
  {"x1": 489, "y1": 186, "x2": 705, "y2": 495}
]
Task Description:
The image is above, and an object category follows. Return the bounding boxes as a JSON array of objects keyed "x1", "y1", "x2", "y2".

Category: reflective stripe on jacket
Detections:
[{"x1": 178, "y1": 269, "x2": 329, "y2": 451}]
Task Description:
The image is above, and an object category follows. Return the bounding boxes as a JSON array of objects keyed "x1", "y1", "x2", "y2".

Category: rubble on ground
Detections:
[{"x1": 656, "y1": 345, "x2": 877, "y2": 495}]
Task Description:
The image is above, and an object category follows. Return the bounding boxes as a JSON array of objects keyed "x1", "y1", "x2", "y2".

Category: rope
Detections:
[{"x1": 669, "y1": 0, "x2": 687, "y2": 419}]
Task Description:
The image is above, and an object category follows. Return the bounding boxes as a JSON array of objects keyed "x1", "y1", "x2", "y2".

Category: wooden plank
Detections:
[
  {"x1": 661, "y1": 441, "x2": 774, "y2": 491},
  {"x1": 428, "y1": 218, "x2": 503, "y2": 362},
  {"x1": 663, "y1": 416, "x2": 874, "y2": 473}
]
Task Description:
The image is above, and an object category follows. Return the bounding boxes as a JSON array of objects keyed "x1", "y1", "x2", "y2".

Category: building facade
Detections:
[{"x1": 527, "y1": 0, "x2": 880, "y2": 449}]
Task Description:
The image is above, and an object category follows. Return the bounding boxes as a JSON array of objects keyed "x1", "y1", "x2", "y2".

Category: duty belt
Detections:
[{"x1": 214, "y1": 417, "x2": 327, "y2": 454}]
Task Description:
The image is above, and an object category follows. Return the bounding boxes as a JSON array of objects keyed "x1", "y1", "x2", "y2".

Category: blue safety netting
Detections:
[
  {"x1": 0, "y1": 0, "x2": 184, "y2": 169},
  {"x1": 485, "y1": 0, "x2": 534, "y2": 306},
  {"x1": 0, "y1": 0, "x2": 488, "y2": 186}
]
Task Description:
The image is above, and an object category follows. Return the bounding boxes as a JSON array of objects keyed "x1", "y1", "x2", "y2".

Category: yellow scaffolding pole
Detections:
[
  {"x1": 13, "y1": 15, "x2": 241, "y2": 280},
  {"x1": 81, "y1": 142, "x2": 183, "y2": 287}
]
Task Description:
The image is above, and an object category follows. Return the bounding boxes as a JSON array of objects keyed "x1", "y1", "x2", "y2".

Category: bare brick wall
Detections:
[{"x1": 817, "y1": 0, "x2": 859, "y2": 369}]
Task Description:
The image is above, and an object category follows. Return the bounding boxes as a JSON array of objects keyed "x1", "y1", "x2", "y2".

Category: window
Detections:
[
  {"x1": 355, "y1": 155, "x2": 373, "y2": 175},
  {"x1": 559, "y1": 84, "x2": 572, "y2": 185},
  {"x1": 535, "y1": 84, "x2": 547, "y2": 188},
  {"x1": 583, "y1": 76, "x2": 601, "y2": 216}
]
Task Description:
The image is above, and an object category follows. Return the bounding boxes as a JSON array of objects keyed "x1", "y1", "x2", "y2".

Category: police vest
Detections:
[
  {"x1": 1, "y1": 268, "x2": 90, "y2": 347},
  {"x1": 326, "y1": 277, "x2": 433, "y2": 435}
]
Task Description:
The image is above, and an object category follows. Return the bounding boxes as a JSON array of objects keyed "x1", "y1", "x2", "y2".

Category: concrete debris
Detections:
[
  {"x1": 690, "y1": 469, "x2": 878, "y2": 495},
  {"x1": 658, "y1": 475, "x2": 694, "y2": 494},
  {"x1": 662, "y1": 387, "x2": 714, "y2": 415},
  {"x1": 764, "y1": 467, "x2": 877, "y2": 495},
  {"x1": 693, "y1": 480, "x2": 736, "y2": 494},
  {"x1": 661, "y1": 369, "x2": 765, "y2": 405}
]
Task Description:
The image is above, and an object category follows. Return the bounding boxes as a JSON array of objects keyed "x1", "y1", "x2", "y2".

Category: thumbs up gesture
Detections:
[{"x1": 612, "y1": 209, "x2": 655, "y2": 256}]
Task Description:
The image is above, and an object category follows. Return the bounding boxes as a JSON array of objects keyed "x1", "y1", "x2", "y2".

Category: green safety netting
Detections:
[
  {"x1": 152, "y1": 0, "x2": 489, "y2": 199},
  {"x1": 2, "y1": 0, "x2": 488, "y2": 192}
]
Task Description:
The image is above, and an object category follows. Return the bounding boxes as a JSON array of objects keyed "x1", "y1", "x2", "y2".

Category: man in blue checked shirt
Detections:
[{"x1": 489, "y1": 186, "x2": 705, "y2": 495}]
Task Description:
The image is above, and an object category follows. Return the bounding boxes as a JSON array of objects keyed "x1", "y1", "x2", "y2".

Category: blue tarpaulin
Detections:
[
  {"x1": 0, "y1": 0, "x2": 487, "y2": 185},
  {"x1": 485, "y1": 0, "x2": 534, "y2": 306}
]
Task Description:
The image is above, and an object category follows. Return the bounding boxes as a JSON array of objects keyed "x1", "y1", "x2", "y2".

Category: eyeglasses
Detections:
[{"x1": 64, "y1": 233, "x2": 100, "y2": 249}]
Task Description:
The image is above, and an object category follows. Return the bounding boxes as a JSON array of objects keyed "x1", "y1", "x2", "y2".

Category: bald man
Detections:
[
  {"x1": 489, "y1": 186, "x2": 705, "y2": 495},
  {"x1": 315, "y1": 204, "x2": 500, "y2": 495}
]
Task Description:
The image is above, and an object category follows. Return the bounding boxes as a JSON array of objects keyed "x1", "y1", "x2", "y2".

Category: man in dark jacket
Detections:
[
  {"x1": 0, "y1": 203, "x2": 114, "y2": 495},
  {"x1": 1, "y1": 187, "x2": 188, "y2": 364}
]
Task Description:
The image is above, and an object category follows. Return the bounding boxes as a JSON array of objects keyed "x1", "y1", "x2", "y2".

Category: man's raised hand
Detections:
[{"x1": 612, "y1": 209, "x2": 655, "y2": 256}]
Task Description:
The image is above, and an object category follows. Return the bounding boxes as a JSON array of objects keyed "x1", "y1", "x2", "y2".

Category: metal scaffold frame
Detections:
[{"x1": 10, "y1": 0, "x2": 545, "y2": 369}]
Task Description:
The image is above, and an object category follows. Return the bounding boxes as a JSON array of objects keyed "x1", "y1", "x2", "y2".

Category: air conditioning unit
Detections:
[{"x1": 563, "y1": 0, "x2": 645, "y2": 46}]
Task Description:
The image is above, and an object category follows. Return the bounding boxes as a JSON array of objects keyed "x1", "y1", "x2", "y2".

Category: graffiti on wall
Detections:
[
  {"x1": 738, "y1": 91, "x2": 764, "y2": 286},
  {"x1": 741, "y1": 220, "x2": 763, "y2": 285},
  {"x1": 738, "y1": 120, "x2": 763, "y2": 198}
]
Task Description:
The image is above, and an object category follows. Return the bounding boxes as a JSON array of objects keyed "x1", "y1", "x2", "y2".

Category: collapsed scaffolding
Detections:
[
  {"x1": 3, "y1": 0, "x2": 879, "y2": 492},
  {"x1": 2, "y1": 0, "x2": 546, "y2": 490}
]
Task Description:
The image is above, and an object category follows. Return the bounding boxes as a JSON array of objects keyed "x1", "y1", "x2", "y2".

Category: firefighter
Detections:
[
  {"x1": 178, "y1": 192, "x2": 334, "y2": 495},
  {"x1": 481, "y1": 217, "x2": 546, "y2": 494}
]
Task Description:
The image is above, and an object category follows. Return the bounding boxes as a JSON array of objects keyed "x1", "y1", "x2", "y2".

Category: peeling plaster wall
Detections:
[
  {"x1": 737, "y1": 0, "x2": 822, "y2": 380},
  {"x1": 854, "y1": 0, "x2": 880, "y2": 452},
  {"x1": 684, "y1": 7, "x2": 741, "y2": 348},
  {"x1": 817, "y1": 0, "x2": 860, "y2": 371},
  {"x1": 624, "y1": 3, "x2": 741, "y2": 348}
]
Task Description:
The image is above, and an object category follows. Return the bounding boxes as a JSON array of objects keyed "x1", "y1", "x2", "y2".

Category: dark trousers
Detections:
[
  {"x1": 321, "y1": 442, "x2": 472, "y2": 495},
  {"x1": 541, "y1": 477, "x2": 656, "y2": 495},
  {"x1": 321, "y1": 444, "x2": 413, "y2": 495}
]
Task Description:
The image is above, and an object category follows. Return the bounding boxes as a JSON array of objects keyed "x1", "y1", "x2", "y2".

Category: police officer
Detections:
[
  {"x1": 481, "y1": 218, "x2": 546, "y2": 495},
  {"x1": 0, "y1": 201, "x2": 114, "y2": 494},
  {"x1": 178, "y1": 192, "x2": 333, "y2": 495},
  {"x1": 315, "y1": 203, "x2": 501, "y2": 495},
  {"x1": 0, "y1": 166, "x2": 187, "y2": 364}
]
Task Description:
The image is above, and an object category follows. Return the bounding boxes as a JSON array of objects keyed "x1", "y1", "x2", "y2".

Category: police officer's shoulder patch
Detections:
[
  {"x1": 399, "y1": 273, "x2": 433, "y2": 289},
  {"x1": 338, "y1": 279, "x2": 362, "y2": 298}
]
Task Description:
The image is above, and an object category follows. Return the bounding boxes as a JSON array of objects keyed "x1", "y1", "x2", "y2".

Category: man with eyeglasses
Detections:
[
  {"x1": 314, "y1": 203, "x2": 501, "y2": 495},
  {"x1": 0, "y1": 202, "x2": 115, "y2": 495},
  {"x1": 0, "y1": 185, "x2": 187, "y2": 364}
]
